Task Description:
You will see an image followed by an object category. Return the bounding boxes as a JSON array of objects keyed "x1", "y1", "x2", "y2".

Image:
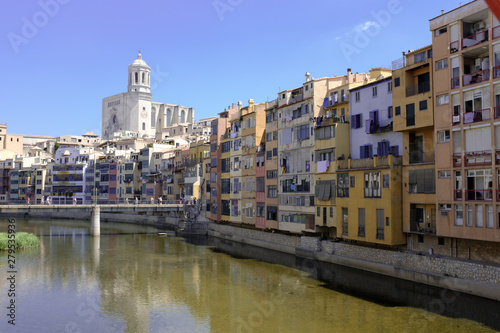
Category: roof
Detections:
[
  {"x1": 83, "y1": 132, "x2": 99, "y2": 137},
  {"x1": 130, "y1": 52, "x2": 149, "y2": 68}
]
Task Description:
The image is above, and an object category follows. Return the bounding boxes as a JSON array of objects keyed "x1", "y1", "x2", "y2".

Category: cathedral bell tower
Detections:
[{"x1": 128, "y1": 51, "x2": 151, "y2": 94}]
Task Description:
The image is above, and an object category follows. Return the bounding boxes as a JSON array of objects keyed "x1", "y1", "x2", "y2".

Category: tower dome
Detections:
[{"x1": 127, "y1": 51, "x2": 151, "y2": 94}]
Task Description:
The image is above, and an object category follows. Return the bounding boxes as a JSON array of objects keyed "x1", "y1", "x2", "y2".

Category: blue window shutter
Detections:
[
  {"x1": 368, "y1": 144, "x2": 373, "y2": 158},
  {"x1": 365, "y1": 120, "x2": 371, "y2": 134},
  {"x1": 377, "y1": 141, "x2": 382, "y2": 156},
  {"x1": 351, "y1": 115, "x2": 356, "y2": 128},
  {"x1": 323, "y1": 97, "x2": 329, "y2": 107},
  {"x1": 360, "y1": 146, "x2": 365, "y2": 159}
]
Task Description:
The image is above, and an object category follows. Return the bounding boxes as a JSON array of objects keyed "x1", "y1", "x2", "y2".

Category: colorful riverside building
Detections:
[
  {"x1": 229, "y1": 102, "x2": 243, "y2": 224},
  {"x1": 276, "y1": 74, "x2": 331, "y2": 233},
  {"x1": 264, "y1": 100, "x2": 279, "y2": 229},
  {"x1": 336, "y1": 70, "x2": 406, "y2": 246},
  {"x1": 240, "y1": 100, "x2": 266, "y2": 227},
  {"x1": 392, "y1": 45, "x2": 437, "y2": 248},
  {"x1": 220, "y1": 121, "x2": 232, "y2": 222},
  {"x1": 430, "y1": 0, "x2": 500, "y2": 259},
  {"x1": 314, "y1": 69, "x2": 372, "y2": 238},
  {"x1": 207, "y1": 106, "x2": 238, "y2": 222}
]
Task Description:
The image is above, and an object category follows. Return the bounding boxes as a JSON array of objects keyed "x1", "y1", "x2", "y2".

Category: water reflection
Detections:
[{"x1": 0, "y1": 219, "x2": 496, "y2": 333}]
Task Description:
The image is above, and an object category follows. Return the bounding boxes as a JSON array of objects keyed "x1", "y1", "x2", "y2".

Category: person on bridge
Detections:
[
  {"x1": 158, "y1": 197, "x2": 162, "y2": 205},
  {"x1": 126, "y1": 197, "x2": 129, "y2": 205},
  {"x1": 135, "y1": 197, "x2": 138, "y2": 205},
  {"x1": 151, "y1": 197, "x2": 154, "y2": 205}
]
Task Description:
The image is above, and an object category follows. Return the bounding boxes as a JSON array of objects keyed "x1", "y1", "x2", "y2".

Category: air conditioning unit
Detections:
[{"x1": 474, "y1": 21, "x2": 485, "y2": 31}]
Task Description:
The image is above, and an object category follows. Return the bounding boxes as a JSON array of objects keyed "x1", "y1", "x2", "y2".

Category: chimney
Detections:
[
  {"x1": 305, "y1": 72, "x2": 310, "y2": 82},
  {"x1": 441, "y1": 10, "x2": 444, "y2": 15},
  {"x1": 237, "y1": 101, "x2": 242, "y2": 110}
]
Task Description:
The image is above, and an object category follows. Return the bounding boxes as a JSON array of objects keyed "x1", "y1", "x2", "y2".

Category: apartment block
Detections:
[
  {"x1": 392, "y1": 45, "x2": 437, "y2": 248},
  {"x1": 264, "y1": 100, "x2": 279, "y2": 229},
  {"x1": 431, "y1": 0, "x2": 500, "y2": 250}
]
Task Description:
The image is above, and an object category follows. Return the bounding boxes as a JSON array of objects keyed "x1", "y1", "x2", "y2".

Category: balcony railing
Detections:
[
  {"x1": 465, "y1": 189, "x2": 492, "y2": 201},
  {"x1": 462, "y1": 29, "x2": 489, "y2": 49},
  {"x1": 451, "y1": 77, "x2": 460, "y2": 89},
  {"x1": 463, "y1": 69, "x2": 490, "y2": 86},
  {"x1": 405, "y1": 81, "x2": 430, "y2": 97},
  {"x1": 463, "y1": 108, "x2": 491, "y2": 124},
  {"x1": 493, "y1": 25, "x2": 500, "y2": 40},
  {"x1": 453, "y1": 153, "x2": 462, "y2": 167},
  {"x1": 450, "y1": 40, "x2": 459, "y2": 53},
  {"x1": 493, "y1": 65, "x2": 500, "y2": 79},
  {"x1": 464, "y1": 150, "x2": 492, "y2": 166}
]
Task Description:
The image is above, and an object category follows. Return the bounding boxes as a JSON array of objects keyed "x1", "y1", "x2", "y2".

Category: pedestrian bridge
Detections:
[{"x1": 0, "y1": 204, "x2": 184, "y2": 214}]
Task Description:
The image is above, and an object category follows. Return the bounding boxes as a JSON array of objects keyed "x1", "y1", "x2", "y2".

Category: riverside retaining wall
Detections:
[{"x1": 208, "y1": 224, "x2": 500, "y2": 301}]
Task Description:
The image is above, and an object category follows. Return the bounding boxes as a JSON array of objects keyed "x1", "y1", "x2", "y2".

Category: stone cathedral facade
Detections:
[{"x1": 102, "y1": 53, "x2": 194, "y2": 140}]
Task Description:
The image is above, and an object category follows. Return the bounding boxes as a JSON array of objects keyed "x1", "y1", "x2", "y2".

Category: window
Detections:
[
  {"x1": 419, "y1": 100, "x2": 427, "y2": 111},
  {"x1": 273, "y1": 148, "x2": 278, "y2": 156},
  {"x1": 438, "y1": 130, "x2": 450, "y2": 143},
  {"x1": 255, "y1": 203, "x2": 265, "y2": 218},
  {"x1": 383, "y1": 174, "x2": 389, "y2": 188},
  {"x1": 436, "y1": 59, "x2": 448, "y2": 71},
  {"x1": 267, "y1": 151, "x2": 272, "y2": 160},
  {"x1": 409, "y1": 169, "x2": 436, "y2": 194},
  {"x1": 437, "y1": 94, "x2": 449, "y2": 105},
  {"x1": 267, "y1": 170, "x2": 277, "y2": 179},
  {"x1": 256, "y1": 177, "x2": 265, "y2": 192},
  {"x1": 317, "y1": 207, "x2": 321, "y2": 217},
  {"x1": 355, "y1": 91, "x2": 360, "y2": 102},
  {"x1": 376, "y1": 209, "x2": 384, "y2": 240},
  {"x1": 221, "y1": 141, "x2": 231, "y2": 153},
  {"x1": 221, "y1": 179, "x2": 230, "y2": 194},
  {"x1": 394, "y1": 77, "x2": 400, "y2": 87},
  {"x1": 388, "y1": 81, "x2": 392, "y2": 93},
  {"x1": 439, "y1": 171, "x2": 451, "y2": 178},
  {"x1": 372, "y1": 86, "x2": 378, "y2": 97},
  {"x1": 388, "y1": 106, "x2": 393, "y2": 119},
  {"x1": 350, "y1": 176, "x2": 355, "y2": 188},
  {"x1": 364, "y1": 172, "x2": 381, "y2": 198},
  {"x1": 337, "y1": 173, "x2": 349, "y2": 197},
  {"x1": 268, "y1": 185, "x2": 277, "y2": 198},
  {"x1": 395, "y1": 106, "x2": 401, "y2": 116},
  {"x1": 221, "y1": 200, "x2": 230, "y2": 216},
  {"x1": 342, "y1": 208, "x2": 348, "y2": 235},
  {"x1": 267, "y1": 206, "x2": 277, "y2": 220},
  {"x1": 266, "y1": 132, "x2": 272, "y2": 142},
  {"x1": 221, "y1": 158, "x2": 231, "y2": 173},
  {"x1": 351, "y1": 114, "x2": 362, "y2": 129},
  {"x1": 359, "y1": 144, "x2": 373, "y2": 159},
  {"x1": 435, "y1": 26, "x2": 447, "y2": 36}
]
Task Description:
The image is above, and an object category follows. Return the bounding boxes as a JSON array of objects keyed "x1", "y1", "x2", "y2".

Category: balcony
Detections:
[
  {"x1": 450, "y1": 40, "x2": 459, "y2": 53},
  {"x1": 463, "y1": 69, "x2": 490, "y2": 87},
  {"x1": 462, "y1": 30, "x2": 488, "y2": 49},
  {"x1": 465, "y1": 189, "x2": 492, "y2": 201},
  {"x1": 464, "y1": 150, "x2": 492, "y2": 166},
  {"x1": 451, "y1": 77, "x2": 460, "y2": 89},
  {"x1": 493, "y1": 65, "x2": 500, "y2": 79},
  {"x1": 453, "y1": 153, "x2": 462, "y2": 167},
  {"x1": 463, "y1": 108, "x2": 491, "y2": 124},
  {"x1": 494, "y1": 25, "x2": 500, "y2": 40},
  {"x1": 405, "y1": 81, "x2": 430, "y2": 97}
]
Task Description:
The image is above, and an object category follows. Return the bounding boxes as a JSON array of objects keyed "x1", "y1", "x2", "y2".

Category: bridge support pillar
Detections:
[{"x1": 91, "y1": 206, "x2": 100, "y2": 236}]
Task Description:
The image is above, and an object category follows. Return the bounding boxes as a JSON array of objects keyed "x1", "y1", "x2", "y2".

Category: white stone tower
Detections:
[{"x1": 128, "y1": 51, "x2": 151, "y2": 93}]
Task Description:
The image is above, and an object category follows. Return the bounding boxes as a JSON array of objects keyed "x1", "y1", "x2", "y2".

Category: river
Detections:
[{"x1": 0, "y1": 218, "x2": 498, "y2": 333}]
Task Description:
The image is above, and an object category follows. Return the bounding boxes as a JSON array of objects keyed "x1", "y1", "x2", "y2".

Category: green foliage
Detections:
[
  {"x1": 54, "y1": 142, "x2": 60, "y2": 153},
  {"x1": 0, "y1": 232, "x2": 40, "y2": 251}
]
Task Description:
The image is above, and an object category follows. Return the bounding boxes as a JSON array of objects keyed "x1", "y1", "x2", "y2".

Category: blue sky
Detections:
[{"x1": 0, "y1": 0, "x2": 464, "y2": 137}]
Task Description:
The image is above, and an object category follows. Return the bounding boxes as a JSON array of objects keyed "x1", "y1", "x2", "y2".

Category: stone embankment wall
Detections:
[{"x1": 209, "y1": 224, "x2": 500, "y2": 301}]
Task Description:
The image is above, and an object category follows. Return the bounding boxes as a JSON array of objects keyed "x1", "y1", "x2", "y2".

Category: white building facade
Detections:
[{"x1": 102, "y1": 53, "x2": 194, "y2": 140}]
